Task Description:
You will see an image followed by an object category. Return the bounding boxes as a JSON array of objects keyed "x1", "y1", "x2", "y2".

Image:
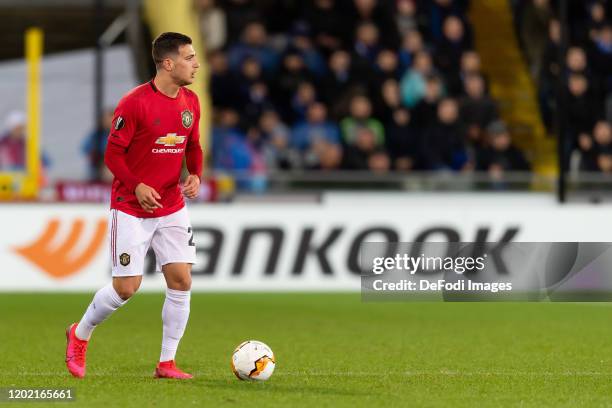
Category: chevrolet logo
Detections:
[{"x1": 155, "y1": 133, "x2": 186, "y2": 146}]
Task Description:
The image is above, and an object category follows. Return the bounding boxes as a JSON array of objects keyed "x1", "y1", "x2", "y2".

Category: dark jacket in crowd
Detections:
[{"x1": 476, "y1": 146, "x2": 530, "y2": 171}]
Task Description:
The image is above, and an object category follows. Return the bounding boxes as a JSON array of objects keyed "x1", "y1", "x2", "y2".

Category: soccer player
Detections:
[{"x1": 65, "y1": 32, "x2": 203, "y2": 379}]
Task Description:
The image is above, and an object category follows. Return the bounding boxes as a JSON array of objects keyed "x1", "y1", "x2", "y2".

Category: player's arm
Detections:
[
  {"x1": 182, "y1": 100, "x2": 203, "y2": 199},
  {"x1": 104, "y1": 98, "x2": 162, "y2": 212}
]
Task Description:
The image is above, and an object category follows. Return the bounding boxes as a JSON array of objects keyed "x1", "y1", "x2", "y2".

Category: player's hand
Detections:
[
  {"x1": 135, "y1": 183, "x2": 163, "y2": 213},
  {"x1": 182, "y1": 174, "x2": 200, "y2": 199}
]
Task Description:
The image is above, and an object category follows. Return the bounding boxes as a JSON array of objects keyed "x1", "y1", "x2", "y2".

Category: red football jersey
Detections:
[{"x1": 107, "y1": 80, "x2": 201, "y2": 218}]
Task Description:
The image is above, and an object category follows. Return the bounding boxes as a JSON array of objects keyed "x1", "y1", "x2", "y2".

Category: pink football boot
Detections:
[
  {"x1": 65, "y1": 323, "x2": 88, "y2": 378},
  {"x1": 154, "y1": 360, "x2": 193, "y2": 379}
]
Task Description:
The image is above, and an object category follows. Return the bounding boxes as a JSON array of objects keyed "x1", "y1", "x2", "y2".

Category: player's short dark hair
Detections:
[{"x1": 152, "y1": 32, "x2": 192, "y2": 69}]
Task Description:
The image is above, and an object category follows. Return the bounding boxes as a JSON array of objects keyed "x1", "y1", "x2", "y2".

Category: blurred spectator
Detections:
[
  {"x1": 352, "y1": 22, "x2": 382, "y2": 75},
  {"x1": 476, "y1": 121, "x2": 530, "y2": 177},
  {"x1": 460, "y1": 73, "x2": 499, "y2": 145},
  {"x1": 520, "y1": 0, "x2": 553, "y2": 78},
  {"x1": 398, "y1": 29, "x2": 425, "y2": 71},
  {"x1": 445, "y1": 49, "x2": 483, "y2": 95},
  {"x1": 0, "y1": 111, "x2": 26, "y2": 170},
  {"x1": 588, "y1": 2, "x2": 607, "y2": 39},
  {"x1": 580, "y1": 121, "x2": 612, "y2": 172},
  {"x1": 341, "y1": 95, "x2": 385, "y2": 146},
  {"x1": 274, "y1": 50, "x2": 315, "y2": 112},
  {"x1": 594, "y1": 121, "x2": 612, "y2": 173},
  {"x1": 540, "y1": 17, "x2": 562, "y2": 85},
  {"x1": 209, "y1": 50, "x2": 240, "y2": 108},
  {"x1": 367, "y1": 150, "x2": 392, "y2": 173},
  {"x1": 235, "y1": 56, "x2": 265, "y2": 105},
  {"x1": 566, "y1": 74, "x2": 599, "y2": 142},
  {"x1": 212, "y1": 108, "x2": 248, "y2": 169},
  {"x1": 259, "y1": 110, "x2": 300, "y2": 170},
  {"x1": 287, "y1": 22, "x2": 326, "y2": 77},
  {"x1": 0, "y1": 111, "x2": 50, "y2": 187},
  {"x1": 321, "y1": 50, "x2": 355, "y2": 107},
  {"x1": 368, "y1": 51, "x2": 401, "y2": 117},
  {"x1": 460, "y1": 50, "x2": 482, "y2": 77},
  {"x1": 290, "y1": 82, "x2": 318, "y2": 122},
  {"x1": 396, "y1": 0, "x2": 419, "y2": 38},
  {"x1": 243, "y1": 81, "x2": 275, "y2": 126},
  {"x1": 227, "y1": 21, "x2": 279, "y2": 74},
  {"x1": 385, "y1": 108, "x2": 422, "y2": 171},
  {"x1": 223, "y1": 0, "x2": 262, "y2": 44},
  {"x1": 412, "y1": 74, "x2": 446, "y2": 128},
  {"x1": 576, "y1": 130, "x2": 595, "y2": 170},
  {"x1": 291, "y1": 102, "x2": 341, "y2": 152},
  {"x1": 590, "y1": 23, "x2": 612, "y2": 95},
  {"x1": 260, "y1": 109, "x2": 290, "y2": 141},
  {"x1": 245, "y1": 124, "x2": 264, "y2": 152},
  {"x1": 400, "y1": 50, "x2": 436, "y2": 108},
  {"x1": 349, "y1": 0, "x2": 400, "y2": 49},
  {"x1": 538, "y1": 18, "x2": 561, "y2": 130},
  {"x1": 591, "y1": 23, "x2": 612, "y2": 123},
  {"x1": 82, "y1": 108, "x2": 113, "y2": 181},
  {"x1": 423, "y1": 98, "x2": 469, "y2": 170},
  {"x1": 213, "y1": 111, "x2": 267, "y2": 191},
  {"x1": 374, "y1": 78, "x2": 403, "y2": 122},
  {"x1": 566, "y1": 46, "x2": 589, "y2": 75},
  {"x1": 305, "y1": 140, "x2": 343, "y2": 170},
  {"x1": 373, "y1": 49, "x2": 401, "y2": 84},
  {"x1": 303, "y1": 0, "x2": 348, "y2": 55},
  {"x1": 434, "y1": 16, "x2": 473, "y2": 91},
  {"x1": 196, "y1": 0, "x2": 226, "y2": 51},
  {"x1": 342, "y1": 127, "x2": 389, "y2": 171},
  {"x1": 424, "y1": 0, "x2": 471, "y2": 42}
]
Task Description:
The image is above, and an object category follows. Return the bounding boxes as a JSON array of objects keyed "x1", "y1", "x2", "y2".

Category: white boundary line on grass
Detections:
[{"x1": 12, "y1": 371, "x2": 612, "y2": 377}]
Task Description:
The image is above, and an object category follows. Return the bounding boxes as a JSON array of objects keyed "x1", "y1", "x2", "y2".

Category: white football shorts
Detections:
[{"x1": 108, "y1": 207, "x2": 196, "y2": 277}]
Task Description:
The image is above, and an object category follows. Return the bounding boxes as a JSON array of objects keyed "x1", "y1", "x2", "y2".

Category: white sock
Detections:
[
  {"x1": 160, "y1": 288, "x2": 191, "y2": 362},
  {"x1": 75, "y1": 283, "x2": 127, "y2": 341}
]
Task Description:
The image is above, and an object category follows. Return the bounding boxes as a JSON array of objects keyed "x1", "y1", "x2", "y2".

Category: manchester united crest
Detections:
[
  {"x1": 119, "y1": 253, "x2": 130, "y2": 266},
  {"x1": 181, "y1": 110, "x2": 193, "y2": 128}
]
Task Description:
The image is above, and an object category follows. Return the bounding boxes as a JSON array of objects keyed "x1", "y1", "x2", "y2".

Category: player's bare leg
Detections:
[
  {"x1": 154, "y1": 263, "x2": 193, "y2": 379},
  {"x1": 65, "y1": 276, "x2": 141, "y2": 378}
]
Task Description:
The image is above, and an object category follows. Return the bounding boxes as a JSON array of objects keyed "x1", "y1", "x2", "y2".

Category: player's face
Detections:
[{"x1": 170, "y1": 44, "x2": 200, "y2": 86}]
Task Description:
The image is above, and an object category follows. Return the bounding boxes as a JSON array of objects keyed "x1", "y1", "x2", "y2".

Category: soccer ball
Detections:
[{"x1": 231, "y1": 340, "x2": 276, "y2": 381}]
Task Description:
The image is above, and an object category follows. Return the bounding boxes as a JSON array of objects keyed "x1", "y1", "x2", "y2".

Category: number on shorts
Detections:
[{"x1": 188, "y1": 227, "x2": 195, "y2": 246}]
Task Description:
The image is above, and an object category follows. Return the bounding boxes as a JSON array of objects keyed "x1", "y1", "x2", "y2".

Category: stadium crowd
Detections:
[
  {"x1": 516, "y1": 0, "x2": 612, "y2": 172},
  {"x1": 8, "y1": 0, "x2": 610, "y2": 183},
  {"x1": 198, "y1": 0, "x2": 530, "y2": 181}
]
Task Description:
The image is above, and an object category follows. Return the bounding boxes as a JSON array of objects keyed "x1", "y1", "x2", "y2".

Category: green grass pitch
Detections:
[{"x1": 2, "y1": 293, "x2": 612, "y2": 407}]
